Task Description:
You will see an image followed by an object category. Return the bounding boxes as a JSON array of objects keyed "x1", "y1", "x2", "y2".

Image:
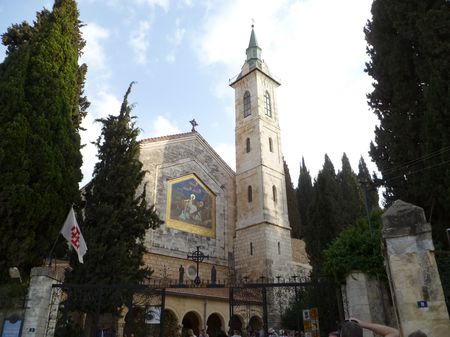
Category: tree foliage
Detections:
[
  {"x1": 323, "y1": 211, "x2": 385, "y2": 283},
  {"x1": 65, "y1": 83, "x2": 163, "y2": 313},
  {"x1": 284, "y1": 159, "x2": 301, "y2": 239},
  {"x1": 365, "y1": 0, "x2": 450, "y2": 249},
  {"x1": 296, "y1": 158, "x2": 313, "y2": 238},
  {"x1": 337, "y1": 153, "x2": 365, "y2": 227},
  {"x1": 0, "y1": 0, "x2": 88, "y2": 282}
]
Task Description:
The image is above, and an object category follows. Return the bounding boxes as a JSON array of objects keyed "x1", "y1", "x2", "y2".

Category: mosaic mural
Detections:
[{"x1": 166, "y1": 174, "x2": 216, "y2": 237}]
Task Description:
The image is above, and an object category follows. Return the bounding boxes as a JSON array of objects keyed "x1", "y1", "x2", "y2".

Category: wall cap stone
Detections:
[{"x1": 382, "y1": 200, "x2": 431, "y2": 239}]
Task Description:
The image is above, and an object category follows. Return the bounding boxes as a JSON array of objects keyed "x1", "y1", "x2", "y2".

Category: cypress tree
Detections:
[
  {"x1": 296, "y1": 157, "x2": 313, "y2": 237},
  {"x1": 365, "y1": 0, "x2": 450, "y2": 248},
  {"x1": 65, "y1": 83, "x2": 163, "y2": 313},
  {"x1": 0, "y1": 0, "x2": 88, "y2": 282},
  {"x1": 336, "y1": 153, "x2": 365, "y2": 228},
  {"x1": 304, "y1": 155, "x2": 340, "y2": 277},
  {"x1": 284, "y1": 159, "x2": 301, "y2": 239},
  {"x1": 357, "y1": 156, "x2": 379, "y2": 212}
]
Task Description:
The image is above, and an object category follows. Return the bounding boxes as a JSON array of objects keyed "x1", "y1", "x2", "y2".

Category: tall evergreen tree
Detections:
[
  {"x1": 0, "y1": 0, "x2": 88, "y2": 282},
  {"x1": 296, "y1": 157, "x2": 313, "y2": 237},
  {"x1": 65, "y1": 83, "x2": 163, "y2": 312},
  {"x1": 284, "y1": 159, "x2": 301, "y2": 239},
  {"x1": 336, "y1": 153, "x2": 365, "y2": 228},
  {"x1": 304, "y1": 155, "x2": 340, "y2": 277},
  {"x1": 357, "y1": 156, "x2": 379, "y2": 213},
  {"x1": 365, "y1": 0, "x2": 450, "y2": 248}
]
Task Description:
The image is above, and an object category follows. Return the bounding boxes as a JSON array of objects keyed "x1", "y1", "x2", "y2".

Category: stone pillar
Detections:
[
  {"x1": 21, "y1": 266, "x2": 64, "y2": 337},
  {"x1": 342, "y1": 272, "x2": 395, "y2": 337},
  {"x1": 382, "y1": 200, "x2": 450, "y2": 337}
]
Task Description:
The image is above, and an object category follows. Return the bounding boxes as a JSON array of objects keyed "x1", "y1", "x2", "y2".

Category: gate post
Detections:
[
  {"x1": 382, "y1": 200, "x2": 450, "y2": 337},
  {"x1": 21, "y1": 266, "x2": 64, "y2": 337}
]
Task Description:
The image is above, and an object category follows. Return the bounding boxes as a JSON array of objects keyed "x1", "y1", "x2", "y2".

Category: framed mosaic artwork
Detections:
[{"x1": 166, "y1": 174, "x2": 216, "y2": 237}]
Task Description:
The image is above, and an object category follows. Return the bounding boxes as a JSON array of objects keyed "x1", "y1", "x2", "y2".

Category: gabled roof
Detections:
[{"x1": 140, "y1": 131, "x2": 235, "y2": 176}]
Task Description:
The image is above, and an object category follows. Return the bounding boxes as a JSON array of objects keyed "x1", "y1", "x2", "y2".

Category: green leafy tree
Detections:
[
  {"x1": 365, "y1": 0, "x2": 450, "y2": 249},
  {"x1": 296, "y1": 158, "x2": 313, "y2": 238},
  {"x1": 0, "y1": 0, "x2": 88, "y2": 282},
  {"x1": 65, "y1": 83, "x2": 163, "y2": 313},
  {"x1": 337, "y1": 153, "x2": 365, "y2": 228},
  {"x1": 323, "y1": 211, "x2": 385, "y2": 283},
  {"x1": 284, "y1": 159, "x2": 301, "y2": 239}
]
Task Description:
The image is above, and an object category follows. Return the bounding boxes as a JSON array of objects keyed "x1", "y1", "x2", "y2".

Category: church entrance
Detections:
[
  {"x1": 206, "y1": 313, "x2": 225, "y2": 337},
  {"x1": 181, "y1": 311, "x2": 201, "y2": 337}
]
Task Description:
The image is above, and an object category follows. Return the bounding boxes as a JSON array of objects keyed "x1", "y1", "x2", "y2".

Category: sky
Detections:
[{"x1": 0, "y1": 0, "x2": 379, "y2": 188}]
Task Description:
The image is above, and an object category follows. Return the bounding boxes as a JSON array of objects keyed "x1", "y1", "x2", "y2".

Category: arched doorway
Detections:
[
  {"x1": 248, "y1": 316, "x2": 263, "y2": 337},
  {"x1": 206, "y1": 313, "x2": 224, "y2": 337},
  {"x1": 163, "y1": 309, "x2": 180, "y2": 337},
  {"x1": 228, "y1": 314, "x2": 243, "y2": 335},
  {"x1": 182, "y1": 311, "x2": 201, "y2": 337}
]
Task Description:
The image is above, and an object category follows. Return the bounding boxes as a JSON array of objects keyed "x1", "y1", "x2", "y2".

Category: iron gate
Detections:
[
  {"x1": 229, "y1": 279, "x2": 341, "y2": 337},
  {"x1": 45, "y1": 284, "x2": 165, "y2": 337}
]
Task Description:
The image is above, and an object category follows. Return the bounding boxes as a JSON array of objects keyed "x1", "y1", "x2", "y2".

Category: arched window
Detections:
[
  {"x1": 272, "y1": 185, "x2": 277, "y2": 202},
  {"x1": 246, "y1": 138, "x2": 251, "y2": 153},
  {"x1": 269, "y1": 137, "x2": 273, "y2": 152},
  {"x1": 244, "y1": 91, "x2": 251, "y2": 117},
  {"x1": 278, "y1": 242, "x2": 281, "y2": 255},
  {"x1": 248, "y1": 185, "x2": 253, "y2": 203},
  {"x1": 250, "y1": 242, "x2": 253, "y2": 256},
  {"x1": 264, "y1": 91, "x2": 272, "y2": 117}
]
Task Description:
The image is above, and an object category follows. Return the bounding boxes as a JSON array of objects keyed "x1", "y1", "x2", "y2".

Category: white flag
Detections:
[{"x1": 60, "y1": 206, "x2": 87, "y2": 263}]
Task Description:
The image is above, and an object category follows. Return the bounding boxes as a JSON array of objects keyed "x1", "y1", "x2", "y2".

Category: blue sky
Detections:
[{"x1": 1, "y1": 0, "x2": 378, "y2": 187}]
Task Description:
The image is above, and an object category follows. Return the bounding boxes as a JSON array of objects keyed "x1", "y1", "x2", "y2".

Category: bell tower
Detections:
[{"x1": 230, "y1": 26, "x2": 293, "y2": 280}]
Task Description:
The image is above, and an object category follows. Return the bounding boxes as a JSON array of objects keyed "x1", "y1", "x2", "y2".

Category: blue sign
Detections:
[
  {"x1": 1, "y1": 319, "x2": 22, "y2": 337},
  {"x1": 417, "y1": 300, "x2": 428, "y2": 308}
]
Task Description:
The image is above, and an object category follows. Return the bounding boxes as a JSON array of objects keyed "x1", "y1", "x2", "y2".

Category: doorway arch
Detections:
[
  {"x1": 182, "y1": 311, "x2": 201, "y2": 337},
  {"x1": 206, "y1": 312, "x2": 225, "y2": 337}
]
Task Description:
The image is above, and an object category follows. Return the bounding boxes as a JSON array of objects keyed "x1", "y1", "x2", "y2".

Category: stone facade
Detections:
[
  {"x1": 382, "y1": 200, "x2": 450, "y2": 337},
  {"x1": 140, "y1": 132, "x2": 236, "y2": 273}
]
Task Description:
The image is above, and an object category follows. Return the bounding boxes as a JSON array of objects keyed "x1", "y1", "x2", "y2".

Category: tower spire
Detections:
[{"x1": 246, "y1": 25, "x2": 262, "y2": 65}]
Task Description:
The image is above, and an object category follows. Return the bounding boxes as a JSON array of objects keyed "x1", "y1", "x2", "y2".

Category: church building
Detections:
[{"x1": 137, "y1": 27, "x2": 310, "y2": 337}]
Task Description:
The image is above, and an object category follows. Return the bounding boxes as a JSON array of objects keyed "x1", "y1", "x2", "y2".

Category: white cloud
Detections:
[
  {"x1": 136, "y1": 0, "x2": 170, "y2": 11},
  {"x1": 166, "y1": 19, "x2": 185, "y2": 63},
  {"x1": 148, "y1": 116, "x2": 181, "y2": 137},
  {"x1": 214, "y1": 142, "x2": 236, "y2": 171},
  {"x1": 80, "y1": 22, "x2": 110, "y2": 72},
  {"x1": 80, "y1": 90, "x2": 122, "y2": 186},
  {"x1": 129, "y1": 20, "x2": 152, "y2": 64}
]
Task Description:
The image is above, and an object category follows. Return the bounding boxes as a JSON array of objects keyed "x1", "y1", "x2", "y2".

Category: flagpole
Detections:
[{"x1": 47, "y1": 232, "x2": 60, "y2": 267}]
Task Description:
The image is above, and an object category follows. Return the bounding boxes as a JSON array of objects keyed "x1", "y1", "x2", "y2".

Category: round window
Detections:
[{"x1": 187, "y1": 265, "x2": 197, "y2": 280}]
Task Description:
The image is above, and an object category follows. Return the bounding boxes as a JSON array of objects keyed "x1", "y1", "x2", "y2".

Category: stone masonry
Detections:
[{"x1": 382, "y1": 200, "x2": 450, "y2": 337}]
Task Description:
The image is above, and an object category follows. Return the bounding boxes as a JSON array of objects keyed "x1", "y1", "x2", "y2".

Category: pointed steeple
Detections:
[{"x1": 246, "y1": 25, "x2": 262, "y2": 66}]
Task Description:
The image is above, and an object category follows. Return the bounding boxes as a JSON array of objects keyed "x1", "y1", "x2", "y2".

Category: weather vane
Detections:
[
  {"x1": 251, "y1": 18, "x2": 255, "y2": 28},
  {"x1": 190, "y1": 119, "x2": 198, "y2": 132}
]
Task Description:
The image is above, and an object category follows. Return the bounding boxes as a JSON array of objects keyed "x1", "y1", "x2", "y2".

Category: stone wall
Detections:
[
  {"x1": 21, "y1": 266, "x2": 64, "y2": 337},
  {"x1": 342, "y1": 272, "x2": 396, "y2": 337},
  {"x1": 382, "y1": 200, "x2": 450, "y2": 337}
]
